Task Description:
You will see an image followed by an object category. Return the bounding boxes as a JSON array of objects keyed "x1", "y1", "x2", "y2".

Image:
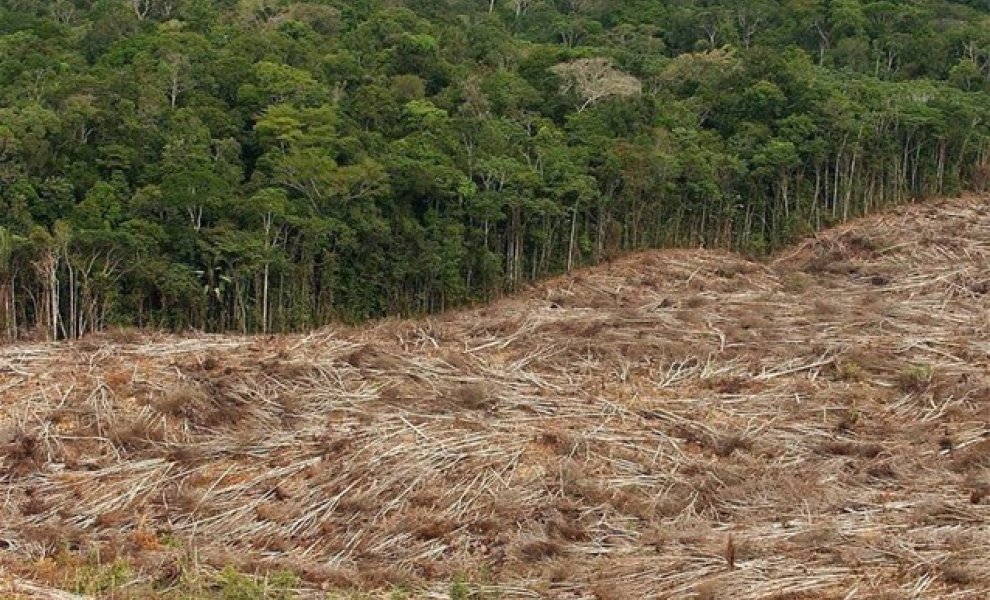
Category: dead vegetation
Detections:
[{"x1": 2, "y1": 195, "x2": 990, "y2": 599}]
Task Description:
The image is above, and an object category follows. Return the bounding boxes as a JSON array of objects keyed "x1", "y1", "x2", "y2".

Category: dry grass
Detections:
[{"x1": 2, "y1": 195, "x2": 990, "y2": 599}]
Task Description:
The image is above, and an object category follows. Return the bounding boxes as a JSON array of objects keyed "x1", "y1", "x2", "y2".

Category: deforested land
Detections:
[{"x1": 1, "y1": 195, "x2": 989, "y2": 599}]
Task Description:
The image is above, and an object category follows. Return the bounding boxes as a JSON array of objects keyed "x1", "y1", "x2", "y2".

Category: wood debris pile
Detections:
[{"x1": 2, "y1": 196, "x2": 989, "y2": 599}]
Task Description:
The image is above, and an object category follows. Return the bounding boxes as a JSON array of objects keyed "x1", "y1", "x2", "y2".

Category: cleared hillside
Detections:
[{"x1": 2, "y1": 196, "x2": 990, "y2": 599}]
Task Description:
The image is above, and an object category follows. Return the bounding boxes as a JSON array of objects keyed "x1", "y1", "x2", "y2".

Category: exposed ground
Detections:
[{"x1": 2, "y1": 196, "x2": 990, "y2": 599}]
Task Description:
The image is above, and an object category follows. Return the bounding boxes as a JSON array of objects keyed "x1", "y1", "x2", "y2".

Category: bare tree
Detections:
[
  {"x1": 0, "y1": 228, "x2": 16, "y2": 340},
  {"x1": 159, "y1": 0, "x2": 179, "y2": 18},
  {"x1": 508, "y1": 0, "x2": 541, "y2": 18},
  {"x1": 162, "y1": 51, "x2": 191, "y2": 108},
  {"x1": 735, "y1": 3, "x2": 767, "y2": 49},
  {"x1": 550, "y1": 58, "x2": 641, "y2": 112},
  {"x1": 50, "y1": 1, "x2": 77, "y2": 25},
  {"x1": 130, "y1": 0, "x2": 154, "y2": 20}
]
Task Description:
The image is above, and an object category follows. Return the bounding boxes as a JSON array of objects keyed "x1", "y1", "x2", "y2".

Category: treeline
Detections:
[{"x1": 1, "y1": 0, "x2": 989, "y2": 338}]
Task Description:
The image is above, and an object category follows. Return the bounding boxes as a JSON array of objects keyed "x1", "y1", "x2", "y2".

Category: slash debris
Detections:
[{"x1": 2, "y1": 195, "x2": 990, "y2": 599}]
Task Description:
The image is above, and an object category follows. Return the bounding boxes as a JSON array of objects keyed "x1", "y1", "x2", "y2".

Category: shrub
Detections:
[
  {"x1": 897, "y1": 364, "x2": 935, "y2": 393},
  {"x1": 72, "y1": 560, "x2": 132, "y2": 595},
  {"x1": 835, "y1": 359, "x2": 863, "y2": 382},
  {"x1": 450, "y1": 578, "x2": 471, "y2": 600}
]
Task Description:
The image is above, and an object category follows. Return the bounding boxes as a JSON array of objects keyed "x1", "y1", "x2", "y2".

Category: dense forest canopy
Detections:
[{"x1": 1, "y1": 0, "x2": 989, "y2": 338}]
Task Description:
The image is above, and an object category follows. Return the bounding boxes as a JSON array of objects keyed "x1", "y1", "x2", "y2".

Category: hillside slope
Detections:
[{"x1": 2, "y1": 196, "x2": 990, "y2": 599}]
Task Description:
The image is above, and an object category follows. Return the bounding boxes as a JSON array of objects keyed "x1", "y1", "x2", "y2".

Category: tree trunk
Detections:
[{"x1": 567, "y1": 201, "x2": 579, "y2": 272}]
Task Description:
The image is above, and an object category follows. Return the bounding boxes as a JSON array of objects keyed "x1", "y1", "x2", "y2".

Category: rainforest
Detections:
[{"x1": 1, "y1": 0, "x2": 989, "y2": 337}]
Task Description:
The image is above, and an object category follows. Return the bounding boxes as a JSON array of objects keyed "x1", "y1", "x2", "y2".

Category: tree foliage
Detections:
[{"x1": 1, "y1": 0, "x2": 989, "y2": 337}]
